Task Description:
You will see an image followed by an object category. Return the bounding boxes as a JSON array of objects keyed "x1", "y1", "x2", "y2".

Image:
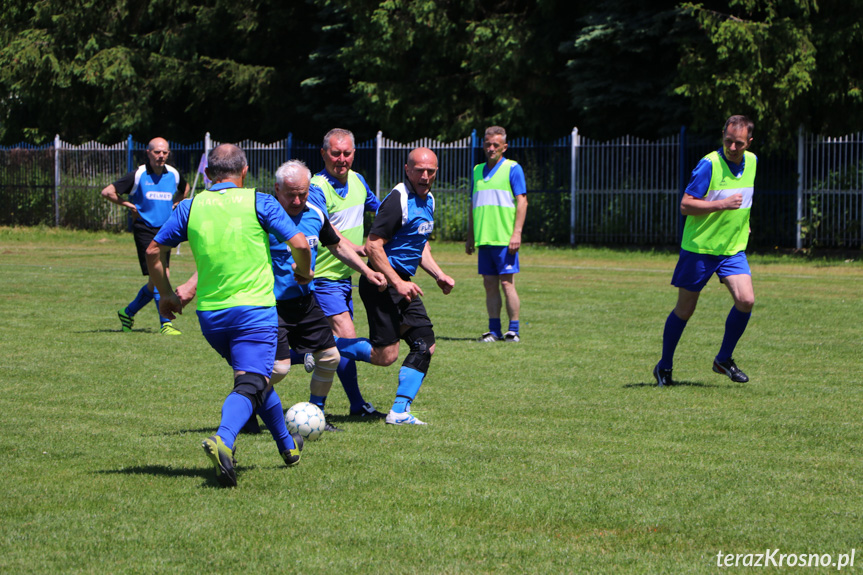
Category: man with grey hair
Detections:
[
  {"x1": 307, "y1": 128, "x2": 385, "y2": 419},
  {"x1": 466, "y1": 126, "x2": 528, "y2": 343},
  {"x1": 101, "y1": 136, "x2": 189, "y2": 335},
  {"x1": 249, "y1": 159, "x2": 387, "y2": 432},
  {"x1": 146, "y1": 144, "x2": 312, "y2": 487}
]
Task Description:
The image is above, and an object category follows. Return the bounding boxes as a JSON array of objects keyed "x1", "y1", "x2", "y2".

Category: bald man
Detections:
[{"x1": 101, "y1": 137, "x2": 190, "y2": 335}]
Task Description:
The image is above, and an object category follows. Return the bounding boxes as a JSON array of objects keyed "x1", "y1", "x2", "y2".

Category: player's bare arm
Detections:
[
  {"x1": 680, "y1": 192, "x2": 743, "y2": 215},
  {"x1": 366, "y1": 234, "x2": 423, "y2": 301},
  {"x1": 509, "y1": 194, "x2": 528, "y2": 254},
  {"x1": 100, "y1": 184, "x2": 138, "y2": 215},
  {"x1": 287, "y1": 232, "x2": 314, "y2": 285},
  {"x1": 419, "y1": 242, "x2": 454, "y2": 295},
  {"x1": 327, "y1": 239, "x2": 386, "y2": 290},
  {"x1": 145, "y1": 240, "x2": 182, "y2": 318}
]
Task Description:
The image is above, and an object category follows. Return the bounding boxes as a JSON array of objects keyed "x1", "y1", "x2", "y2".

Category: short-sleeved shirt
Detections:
[
  {"x1": 113, "y1": 163, "x2": 187, "y2": 228},
  {"x1": 270, "y1": 204, "x2": 340, "y2": 301},
  {"x1": 684, "y1": 149, "x2": 747, "y2": 199},
  {"x1": 369, "y1": 180, "x2": 434, "y2": 278}
]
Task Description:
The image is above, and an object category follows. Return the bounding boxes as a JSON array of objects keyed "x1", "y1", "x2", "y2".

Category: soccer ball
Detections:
[{"x1": 285, "y1": 402, "x2": 326, "y2": 441}]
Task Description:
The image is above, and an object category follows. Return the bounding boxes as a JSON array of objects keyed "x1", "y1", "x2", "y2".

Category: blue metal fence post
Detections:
[
  {"x1": 678, "y1": 125, "x2": 687, "y2": 243},
  {"x1": 286, "y1": 133, "x2": 292, "y2": 162}
]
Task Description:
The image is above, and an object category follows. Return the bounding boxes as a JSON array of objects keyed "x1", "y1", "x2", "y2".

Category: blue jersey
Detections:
[
  {"x1": 154, "y1": 183, "x2": 301, "y2": 331},
  {"x1": 369, "y1": 181, "x2": 434, "y2": 278},
  {"x1": 113, "y1": 164, "x2": 186, "y2": 228},
  {"x1": 270, "y1": 204, "x2": 339, "y2": 301},
  {"x1": 477, "y1": 156, "x2": 527, "y2": 196},
  {"x1": 307, "y1": 170, "x2": 380, "y2": 214}
]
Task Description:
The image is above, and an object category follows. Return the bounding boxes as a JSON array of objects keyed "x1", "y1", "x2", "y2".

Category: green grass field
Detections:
[{"x1": 1, "y1": 226, "x2": 862, "y2": 574}]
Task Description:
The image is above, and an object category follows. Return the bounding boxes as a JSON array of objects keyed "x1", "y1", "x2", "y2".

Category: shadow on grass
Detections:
[
  {"x1": 436, "y1": 336, "x2": 482, "y2": 342},
  {"x1": 99, "y1": 464, "x2": 261, "y2": 488},
  {"x1": 326, "y1": 413, "x2": 387, "y2": 426},
  {"x1": 623, "y1": 380, "x2": 721, "y2": 388}
]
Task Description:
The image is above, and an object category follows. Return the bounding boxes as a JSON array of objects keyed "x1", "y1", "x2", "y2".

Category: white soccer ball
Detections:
[{"x1": 285, "y1": 402, "x2": 326, "y2": 441}]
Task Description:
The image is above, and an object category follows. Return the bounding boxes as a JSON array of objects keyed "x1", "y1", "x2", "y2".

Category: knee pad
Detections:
[
  {"x1": 313, "y1": 347, "x2": 340, "y2": 371},
  {"x1": 232, "y1": 372, "x2": 268, "y2": 410},
  {"x1": 402, "y1": 326, "x2": 435, "y2": 374}
]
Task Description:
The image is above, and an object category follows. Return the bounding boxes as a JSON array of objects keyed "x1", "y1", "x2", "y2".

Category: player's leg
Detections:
[
  {"x1": 318, "y1": 279, "x2": 377, "y2": 414},
  {"x1": 309, "y1": 347, "x2": 343, "y2": 431},
  {"x1": 655, "y1": 250, "x2": 716, "y2": 386},
  {"x1": 482, "y1": 274, "x2": 503, "y2": 341},
  {"x1": 713, "y1": 256, "x2": 754, "y2": 382},
  {"x1": 119, "y1": 223, "x2": 157, "y2": 331},
  {"x1": 500, "y1": 272, "x2": 521, "y2": 341},
  {"x1": 387, "y1": 325, "x2": 435, "y2": 426}
]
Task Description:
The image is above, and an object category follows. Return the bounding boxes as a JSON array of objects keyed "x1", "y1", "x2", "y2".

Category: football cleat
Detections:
[
  {"x1": 324, "y1": 419, "x2": 345, "y2": 432},
  {"x1": 653, "y1": 363, "x2": 673, "y2": 387},
  {"x1": 478, "y1": 332, "x2": 500, "y2": 343},
  {"x1": 281, "y1": 433, "x2": 304, "y2": 467},
  {"x1": 349, "y1": 402, "x2": 387, "y2": 419},
  {"x1": 118, "y1": 309, "x2": 134, "y2": 332},
  {"x1": 385, "y1": 410, "x2": 427, "y2": 425},
  {"x1": 160, "y1": 322, "x2": 182, "y2": 336},
  {"x1": 202, "y1": 435, "x2": 237, "y2": 487},
  {"x1": 713, "y1": 358, "x2": 749, "y2": 383},
  {"x1": 503, "y1": 330, "x2": 520, "y2": 343}
]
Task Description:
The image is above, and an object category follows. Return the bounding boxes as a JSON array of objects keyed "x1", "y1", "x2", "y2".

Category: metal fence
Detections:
[{"x1": 2, "y1": 128, "x2": 862, "y2": 248}]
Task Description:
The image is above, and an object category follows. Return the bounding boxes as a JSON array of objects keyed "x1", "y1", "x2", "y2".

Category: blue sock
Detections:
[
  {"x1": 126, "y1": 284, "x2": 154, "y2": 316},
  {"x1": 508, "y1": 320, "x2": 520, "y2": 334},
  {"x1": 716, "y1": 307, "x2": 751, "y2": 363},
  {"x1": 391, "y1": 367, "x2": 425, "y2": 413},
  {"x1": 152, "y1": 287, "x2": 171, "y2": 325},
  {"x1": 489, "y1": 318, "x2": 502, "y2": 338},
  {"x1": 216, "y1": 392, "x2": 254, "y2": 450},
  {"x1": 659, "y1": 311, "x2": 688, "y2": 370},
  {"x1": 309, "y1": 394, "x2": 327, "y2": 412},
  {"x1": 337, "y1": 358, "x2": 365, "y2": 411},
  {"x1": 335, "y1": 337, "x2": 372, "y2": 363},
  {"x1": 257, "y1": 387, "x2": 294, "y2": 452}
]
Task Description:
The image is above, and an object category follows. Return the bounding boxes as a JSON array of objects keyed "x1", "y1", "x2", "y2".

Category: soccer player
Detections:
[
  {"x1": 265, "y1": 160, "x2": 386, "y2": 430},
  {"x1": 307, "y1": 128, "x2": 385, "y2": 418},
  {"x1": 338, "y1": 147, "x2": 455, "y2": 425},
  {"x1": 146, "y1": 144, "x2": 312, "y2": 487},
  {"x1": 654, "y1": 115, "x2": 757, "y2": 386},
  {"x1": 465, "y1": 126, "x2": 528, "y2": 343},
  {"x1": 101, "y1": 137, "x2": 189, "y2": 335}
]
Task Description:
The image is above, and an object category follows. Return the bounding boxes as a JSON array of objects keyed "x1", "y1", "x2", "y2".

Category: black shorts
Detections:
[
  {"x1": 132, "y1": 219, "x2": 169, "y2": 275},
  {"x1": 275, "y1": 293, "x2": 337, "y2": 358},
  {"x1": 358, "y1": 274, "x2": 433, "y2": 348}
]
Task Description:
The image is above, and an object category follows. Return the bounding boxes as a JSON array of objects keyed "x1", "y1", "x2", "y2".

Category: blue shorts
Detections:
[
  {"x1": 197, "y1": 306, "x2": 278, "y2": 377},
  {"x1": 202, "y1": 326, "x2": 277, "y2": 377},
  {"x1": 477, "y1": 245, "x2": 520, "y2": 276},
  {"x1": 314, "y1": 278, "x2": 354, "y2": 318},
  {"x1": 671, "y1": 250, "x2": 751, "y2": 292}
]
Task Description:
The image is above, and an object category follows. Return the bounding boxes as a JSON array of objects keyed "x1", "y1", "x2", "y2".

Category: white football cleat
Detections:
[{"x1": 385, "y1": 410, "x2": 427, "y2": 425}]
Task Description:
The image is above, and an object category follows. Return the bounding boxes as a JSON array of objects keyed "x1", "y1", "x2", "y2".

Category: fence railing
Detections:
[{"x1": 2, "y1": 128, "x2": 862, "y2": 249}]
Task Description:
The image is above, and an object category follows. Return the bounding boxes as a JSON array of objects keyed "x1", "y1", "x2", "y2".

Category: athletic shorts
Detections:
[
  {"x1": 275, "y1": 293, "x2": 337, "y2": 358},
  {"x1": 358, "y1": 274, "x2": 433, "y2": 348},
  {"x1": 671, "y1": 249, "x2": 751, "y2": 292},
  {"x1": 133, "y1": 219, "x2": 169, "y2": 275},
  {"x1": 202, "y1": 325, "x2": 277, "y2": 377},
  {"x1": 314, "y1": 278, "x2": 354, "y2": 318},
  {"x1": 477, "y1": 245, "x2": 519, "y2": 276}
]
